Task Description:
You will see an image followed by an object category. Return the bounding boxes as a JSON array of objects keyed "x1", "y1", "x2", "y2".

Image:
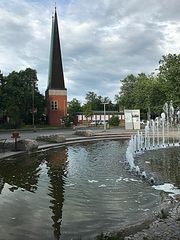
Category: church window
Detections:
[{"x1": 51, "y1": 101, "x2": 58, "y2": 110}]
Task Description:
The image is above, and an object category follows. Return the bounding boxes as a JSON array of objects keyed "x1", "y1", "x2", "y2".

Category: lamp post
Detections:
[
  {"x1": 32, "y1": 78, "x2": 36, "y2": 131},
  {"x1": 102, "y1": 102, "x2": 108, "y2": 131}
]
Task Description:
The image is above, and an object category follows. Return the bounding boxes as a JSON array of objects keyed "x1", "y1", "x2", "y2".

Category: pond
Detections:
[{"x1": 0, "y1": 140, "x2": 168, "y2": 239}]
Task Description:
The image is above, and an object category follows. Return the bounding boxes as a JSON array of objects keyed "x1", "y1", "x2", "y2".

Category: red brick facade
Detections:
[{"x1": 47, "y1": 90, "x2": 67, "y2": 126}]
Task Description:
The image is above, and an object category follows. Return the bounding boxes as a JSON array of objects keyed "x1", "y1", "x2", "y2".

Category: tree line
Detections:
[
  {"x1": 0, "y1": 68, "x2": 45, "y2": 128},
  {"x1": 0, "y1": 53, "x2": 179, "y2": 128},
  {"x1": 68, "y1": 53, "x2": 180, "y2": 120},
  {"x1": 115, "y1": 53, "x2": 180, "y2": 119}
]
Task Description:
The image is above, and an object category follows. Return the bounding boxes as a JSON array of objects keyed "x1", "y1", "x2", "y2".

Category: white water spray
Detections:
[{"x1": 125, "y1": 101, "x2": 180, "y2": 185}]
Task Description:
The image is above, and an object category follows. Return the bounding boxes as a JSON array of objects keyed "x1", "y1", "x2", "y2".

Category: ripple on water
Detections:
[{"x1": 0, "y1": 140, "x2": 160, "y2": 239}]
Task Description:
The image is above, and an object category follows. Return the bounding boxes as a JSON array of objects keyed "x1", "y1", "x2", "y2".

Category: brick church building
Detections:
[{"x1": 46, "y1": 7, "x2": 67, "y2": 126}]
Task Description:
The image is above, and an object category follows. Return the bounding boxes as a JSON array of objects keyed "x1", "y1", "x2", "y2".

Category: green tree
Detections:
[
  {"x1": 85, "y1": 92, "x2": 103, "y2": 110},
  {"x1": 68, "y1": 98, "x2": 82, "y2": 116},
  {"x1": 133, "y1": 73, "x2": 156, "y2": 118},
  {"x1": 116, "y1": 73, "x2": 166, "y2": 119},
  {"x1": 149, "y1": 78, "x2": 166, "y2": 115},
  {"x1": 116, "y1": 74, "x2": 137, "y2": 109},
  {"x1": 82, "y1": 103, "x2": 93, "y2": 120},
  {"x1": 116, "y1": 54, "x2": 179, "y2": 119},
  {"x1": 84, "y1": 91, "x2": 116, "y2": 111},
  {"x1": 0, "y1": 68, "x2": 45, "y2": 127},
  {"x1": 0, "y1": 71, "x2": 6, "y2": 122},
  {"x1": 67, "y1": 98, "x2": 82, "y2": 124},
  {"x1": 158, "y1": 53, "x2": 180, "y2": 106}
]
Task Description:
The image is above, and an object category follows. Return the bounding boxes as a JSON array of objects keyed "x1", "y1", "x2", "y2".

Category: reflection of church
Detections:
[
  {"x1": 0, "y1": 145, "x2": 68, "y2": 240},
  {"x1": 46, "y1": 7, "x2": 67, "y2": 126},
  {"x1": 46, "y1": 147, "x2": 68, "y2": 239},
  {"x1": 0, "y1": 177, "x2": 4, "y2": 194}
]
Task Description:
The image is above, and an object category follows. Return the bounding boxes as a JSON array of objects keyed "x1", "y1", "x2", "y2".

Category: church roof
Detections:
[{"x1": 47, "y1": 8, "x2": 66, "y2": 90}]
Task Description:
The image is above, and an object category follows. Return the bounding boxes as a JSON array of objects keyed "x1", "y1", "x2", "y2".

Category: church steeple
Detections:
[
  {"x1": 46, "y1": 7, "x2": 67, "y2": 126},
  {"x1": 48, "y1": 7, "x2": 66, "y2": 90}
]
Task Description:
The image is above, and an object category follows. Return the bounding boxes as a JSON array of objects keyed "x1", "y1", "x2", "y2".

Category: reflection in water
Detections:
[
  {"x1": 0, "y1": 141, "x2": 178, "y2": 239},
  {"x1": 135, "y1": 147, "x2": 180, "y2": 187},
  {"x1": 46, "y1": 147, "x2": 68, "y2": 240},
  {"x1": 0, "y1": 154, "x2": 41, "y2": 193},
  {"x1": 0, "y1": 176, "x2": 4, "y2": 194},
  {"x1": 0, "y1": 148, "x2": 68, "y2": 240},
  {"x1": 60, "y1": 141, "x2": 159, "y2": 239}
]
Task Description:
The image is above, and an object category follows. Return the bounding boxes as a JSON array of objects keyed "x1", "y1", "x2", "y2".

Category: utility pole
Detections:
[
  {"x1": 32, "y1": 78, "x2": 36, "y2": 131},
  {"x1": 102, "y1": 102, "x2": 108, "y2": 131}
]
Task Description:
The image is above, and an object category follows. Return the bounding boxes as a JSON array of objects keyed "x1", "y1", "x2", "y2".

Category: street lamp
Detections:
[
  {"x1": 102, "y1": 102, "x2": 108, "y2": 131},
  {"x1": 32, "y1": 77, "x2": 36, "y2": 131}
]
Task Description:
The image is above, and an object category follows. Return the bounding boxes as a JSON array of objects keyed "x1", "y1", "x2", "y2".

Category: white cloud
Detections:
[{"x1": 0, "y1": 0, "x2": 179, "y2": 103}]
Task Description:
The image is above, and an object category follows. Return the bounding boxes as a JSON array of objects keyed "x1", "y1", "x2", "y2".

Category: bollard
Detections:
[{"x1": 11, "y1": 132, "x2": 20, "y2": 151}]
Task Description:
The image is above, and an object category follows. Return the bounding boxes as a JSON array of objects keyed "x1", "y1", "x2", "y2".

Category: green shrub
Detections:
[{"x1": 109, "y1": 115, "x2": 119, "y2": 126}]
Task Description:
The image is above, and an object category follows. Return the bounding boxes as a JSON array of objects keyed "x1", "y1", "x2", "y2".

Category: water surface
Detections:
[
  {"x1": 0, "y1": 140, "x2": 160, "y2": 239},
  {"x1": 135, "y1": 146, "x2": 180, "y2": 188}
]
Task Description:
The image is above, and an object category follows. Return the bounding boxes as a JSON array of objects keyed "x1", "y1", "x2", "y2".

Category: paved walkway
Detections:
[
  {"x1": 0, "y1": 127, "x2": 136, "y2": 160},
  {"x1": 0, "y1": 127, "x2": 136, "y2": 140}
]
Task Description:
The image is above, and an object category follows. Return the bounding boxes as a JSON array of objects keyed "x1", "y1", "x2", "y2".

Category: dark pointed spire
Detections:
[{"x1": 48, "y1": 7, "x2": 66, "y2": 90}]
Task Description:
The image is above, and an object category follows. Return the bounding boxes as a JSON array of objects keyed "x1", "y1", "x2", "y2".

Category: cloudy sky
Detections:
[{"x1": 0, "y1": 0, "x2": 179, "y2": 103}]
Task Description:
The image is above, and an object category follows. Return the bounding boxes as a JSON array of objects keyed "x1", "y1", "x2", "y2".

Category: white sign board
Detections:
[{"x1": 124, "y1": 109, "x2": 140, "y2": 130}]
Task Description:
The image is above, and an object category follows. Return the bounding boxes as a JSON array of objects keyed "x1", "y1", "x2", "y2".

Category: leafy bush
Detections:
[{"x1": 109, "y1": 115, "x2": 119, "y2": 126}]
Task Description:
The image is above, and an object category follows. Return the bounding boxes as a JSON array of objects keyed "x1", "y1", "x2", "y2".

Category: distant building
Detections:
[
  {"x1": 46, "y1": 7, "x2": 67, "y2": 126},
  {"x1": 75, "y1": 111, "x2": 124, "y2": 125},
  {"x1": 124, "y1": 109, "x2": 140, "y2": 130}
]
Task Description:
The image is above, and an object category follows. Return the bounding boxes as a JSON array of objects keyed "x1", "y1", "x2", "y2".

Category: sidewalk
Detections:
[{"x1": 0, "y1": 127, "x2": 135, "y2": 160}]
